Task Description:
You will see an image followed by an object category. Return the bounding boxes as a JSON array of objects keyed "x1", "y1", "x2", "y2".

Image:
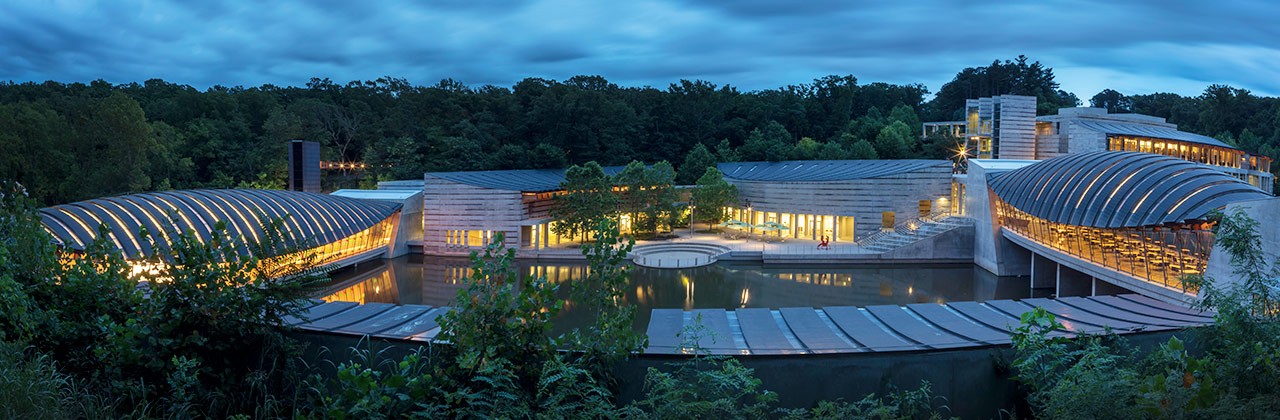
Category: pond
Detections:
[{"x1": 321, "y1": 255, "x2": 1029, "y2": 333}]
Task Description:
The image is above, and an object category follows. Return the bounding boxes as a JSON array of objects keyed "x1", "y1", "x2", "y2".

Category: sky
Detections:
[{"x1": 2, "y1": 0, "x2": 1278, "y2": 99}]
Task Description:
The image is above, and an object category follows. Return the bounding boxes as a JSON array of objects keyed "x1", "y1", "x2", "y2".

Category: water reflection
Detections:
[{"x1": 321, "y1": 255, "x2": 1028, "y2": 332}]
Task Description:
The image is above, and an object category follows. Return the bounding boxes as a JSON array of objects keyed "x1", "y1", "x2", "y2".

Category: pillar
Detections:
[
  {"x1": 1031, "y1": 253, "x2": 1055, "y2": 295},
  {"x1": 1056, "y1": 264, "x2": 1092, "y2": 297}
]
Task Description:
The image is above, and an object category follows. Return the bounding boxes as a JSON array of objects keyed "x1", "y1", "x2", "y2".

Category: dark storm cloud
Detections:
[{"x1": 0, "y1": 0, "x2": 1277, "y2": 97}]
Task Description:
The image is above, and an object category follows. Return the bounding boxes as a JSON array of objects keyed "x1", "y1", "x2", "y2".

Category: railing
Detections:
[
  {"x1": 632, "y1": 254, "x2": 715, "y2": 269},
  {"x1": 995, "y1": 200, "x2": 1210, "y2": 294},
  {"x1": 855, "y1": 209, "x2": 970, "y2": 247}
]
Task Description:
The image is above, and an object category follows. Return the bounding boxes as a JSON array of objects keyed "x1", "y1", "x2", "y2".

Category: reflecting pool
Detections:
[{"x1": 322, "y1": 255, "x2": 1028, "y2": 332}]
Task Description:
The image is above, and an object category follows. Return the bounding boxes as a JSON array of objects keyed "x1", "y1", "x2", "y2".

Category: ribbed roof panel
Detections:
[
  {"x1": 989, "y1": 151, "x2": 1268, "y2": 228},
  {"x1": 40, "y1": 189, "x2": 401, "y2": 259}
]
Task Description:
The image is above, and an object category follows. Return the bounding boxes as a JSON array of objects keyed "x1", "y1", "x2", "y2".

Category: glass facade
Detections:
[
  {"x1": 264, "y1": 215, "x2": 398, "y2": 274},
  {"x1": 723, "y1": 208, "x2": 855, "y2": 242},
  {"x1": 995, "y1": 199, "x2": 1210, "y2": 294},
  {"x1": 1107, "y1": 135, "x2": 1273, "y2": 190}
]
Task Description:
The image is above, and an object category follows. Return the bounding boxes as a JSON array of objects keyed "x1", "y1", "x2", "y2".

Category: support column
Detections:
[
  {"x1": 1056, "y1": 263, "x2": 1092, "y2": 297},
  {"x1": 1031, "y1": 253, "x2": 1055, "y2": 296}
]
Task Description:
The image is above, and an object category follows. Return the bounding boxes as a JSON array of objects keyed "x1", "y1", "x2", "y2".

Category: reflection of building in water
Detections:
[
  {"x1": 325, "y1": 269, "x2": 397, "y2": 304},
  {"x1": 321, "y1": 257, "x2": 1025, "y2": 311}
]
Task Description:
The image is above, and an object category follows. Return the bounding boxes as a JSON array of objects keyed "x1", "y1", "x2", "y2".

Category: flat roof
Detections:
[
  {"x1": 717, "y1": 160, "x2": 950, "y2": 182},
  {"x1": 331, "y1": 189, "x2": 420, "y2": 201},
  {"x1": 1073, "y1": 120, "x2": 1234, "y2": 149},
  {"x1": 426, "y1": 166, "x2": 626, "y2": 192},
  {"x1": 377, "y1": 179, "x2": 425, "y2": 190}
]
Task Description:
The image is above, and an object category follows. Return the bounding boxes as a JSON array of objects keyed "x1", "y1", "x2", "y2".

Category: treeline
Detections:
[{"x1": 3, "y1": 55, "x2": 1279, "y2": 205}]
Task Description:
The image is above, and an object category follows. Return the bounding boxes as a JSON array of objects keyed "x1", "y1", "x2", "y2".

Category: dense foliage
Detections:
[
  {"x1": 0, "y1": 180, "x2": 325, "y2": 417},
  {"x1": 1010, "y1": 208, "x2": 1280, "y2": 419},
  {"x1": 691, "y1": 167, "x2": 739, "y2": 227},
  {"x1": 6, "y1": 58, "x2": 1277, "y2": 205}
]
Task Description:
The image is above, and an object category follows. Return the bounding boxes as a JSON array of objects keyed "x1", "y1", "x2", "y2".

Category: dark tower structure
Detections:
[{"x1": 288, "y1": 140, "x2": 320, "y2": 193}]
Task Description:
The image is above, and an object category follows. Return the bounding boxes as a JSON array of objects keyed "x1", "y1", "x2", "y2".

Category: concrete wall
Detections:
[
  {"x1": 1204, "y1": 197, "x2": 1280, "y2": 291},
  {"x1": 387, "y1": 191, "x2": 423, "y2": 258},
  {"x1": 881, "y1": 225, "x2": 975, "y2": 261},
  {"x1": 966, "y1": 164, "x2": 1031, "y2": 276},
  {"x1": 422, "y1": 176, "x2": 525, "y2": 254},
  {"x1": 992, "y1": 95, "x2": 1038, "y2": 159},
  {"x1": 728, "y1": 163, "x2": 953, "y2": 239}
]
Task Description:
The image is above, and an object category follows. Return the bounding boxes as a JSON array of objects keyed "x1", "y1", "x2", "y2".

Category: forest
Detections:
[{"x1": 2, "y1": 55, "x2": 1279, "y2": 206}]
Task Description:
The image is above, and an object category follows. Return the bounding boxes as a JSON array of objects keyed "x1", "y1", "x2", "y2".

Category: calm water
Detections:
[{"x1": 322, "y1": 255, "x2": 1028, "y2": 332}]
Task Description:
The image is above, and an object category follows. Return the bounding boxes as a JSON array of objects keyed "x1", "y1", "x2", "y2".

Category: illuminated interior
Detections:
[
  {"x1": 39, "y1": 189, "x2": 402, "y2": 278},
  {"x1": 723, "y1": 208, "x2": 855, "y2": 242},
  {"x1": 995, "y1": 198, "x2": 1210, "y2": 294},
  {"x1": 323, "y1": 268, "x2": 398, "y2": 304},
  {"x1": 1107, "y1": 135, "x2": 1273, "y2": 189}
]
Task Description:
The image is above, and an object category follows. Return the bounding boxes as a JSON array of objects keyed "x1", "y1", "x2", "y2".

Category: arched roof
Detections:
[
  {"x1": 39, "y1": 189, "x2": 401, "y2": 259},
  {"x1": 989, "y1": 151, "x2": 1269, "y2": 228}
]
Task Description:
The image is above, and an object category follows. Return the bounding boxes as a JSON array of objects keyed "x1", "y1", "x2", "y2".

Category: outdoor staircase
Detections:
[{"x1": 857, "y1": 214, "x2": 975, "y2": 253}]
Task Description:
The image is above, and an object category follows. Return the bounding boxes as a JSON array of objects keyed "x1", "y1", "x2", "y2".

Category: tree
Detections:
[
  {"x1": 641, "y1": 161, "x2": 678, "y2": 234},
  {"x1": 528, "y1": 143, "x2": 567, "y2": 169},
  {"x1": 678, "y1": 142, "x2": 717, "y2": 184},
  {"x1": 929, "y1": 55, "x2": 1079, "y2": 118},
  {"x1": 1090, "y1": 89, "x2": 1132, "y2": 113},
  {"x1": 791, "y1": 137, "x2": 822, "y2": 160},
  {"x1": 615, "y1": 161, "x2": 648, "y2": 234},
  {"x1": 873, "y1": 121, "x2": 913, "y2": 159},
  {"x1": 739, "y1": 121, "x2": 792, "y2": 162},
  {"x1": 888, "y1": 104, "x2": 922, "y2": 136},
  {"x1": 691, "y1": 167, "x2": 738, "y2": 227},
  {"x1": 848, "y1": 139, "x2": 879, "y2": 160},
  {"x1": 714, "y1": 138, "x2": 740, "y2": 163},
  {"x1": 551, "y1": 162, "x2": 617, "y2": 241},
  {"x1": 817, "y1": 141, "x2": 848, "y2": 160},
  {"x1": 486, "y1": 144, "x2": 531, "y2": 170}
]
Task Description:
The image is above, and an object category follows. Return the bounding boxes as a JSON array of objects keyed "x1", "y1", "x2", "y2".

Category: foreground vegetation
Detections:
[
  {"x1": 3, "y1": 171, "x2": 1279, "y2": 418},
  {"x1": 0, "y1": 180, "x2": 951, "y2": 418},
  {"x1": 1009, "y1": 208, "x2": 1280, "y2": 419}
]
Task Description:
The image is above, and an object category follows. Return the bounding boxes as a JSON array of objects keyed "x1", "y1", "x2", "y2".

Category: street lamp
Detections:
[{"x1": 688, "y1": 199, "x2": 696, "y2": 236}]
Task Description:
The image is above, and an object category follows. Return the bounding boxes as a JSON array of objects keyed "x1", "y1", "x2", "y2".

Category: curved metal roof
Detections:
[
  {"x1": 717, "y1": 160, "x2": 950, "y2": 182},
  {"x1": 426, "y1": 166, "x2": 626, "y2": 192},
  {"x1": 1074, "y1": 120, "x2": 1235, "y2": 149},
  {"x1": 39, "y1": 189, "x2": 401, "y2": 259},
  {"x1": 989, "y1": 151, "x2": 1268, "y2": 228}
]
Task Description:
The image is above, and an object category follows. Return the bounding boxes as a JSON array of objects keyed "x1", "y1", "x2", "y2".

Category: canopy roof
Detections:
[
  {"x1": 989, "y1": 151, "x2": 1268, "y2": 228},
  {"x1": 40, "y1": 189, "x2": 401, "y2": 259},
  {"x1": 717, "y1": 160, "x2": 950, "y2": 182}
]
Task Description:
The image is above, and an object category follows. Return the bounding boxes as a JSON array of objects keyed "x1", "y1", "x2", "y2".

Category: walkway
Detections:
[{"x1": 287, "y1": 294, "x2": 1213, "y2": 356}]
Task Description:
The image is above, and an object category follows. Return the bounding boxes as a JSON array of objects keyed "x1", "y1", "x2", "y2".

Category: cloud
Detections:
[{"x1": 0, "y1": 0, "x2": 1276, "y2": 97}]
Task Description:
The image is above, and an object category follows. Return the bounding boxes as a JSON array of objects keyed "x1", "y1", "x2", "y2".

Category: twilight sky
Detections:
[{"x1": 2, "y1": 0, "x2": 1278, "y2": 98}]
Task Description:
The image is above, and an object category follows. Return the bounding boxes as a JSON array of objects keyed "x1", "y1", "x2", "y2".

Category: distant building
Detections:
[
  {"x1": 959, "y1": 95, "x2": 1039, "y2": 160},
  {"x1": 928, "y1": 96, "x2": 1274, "y2": 192},
  {"x1": 288, "y1": 140, "x2": 321, "y2": 193}
]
